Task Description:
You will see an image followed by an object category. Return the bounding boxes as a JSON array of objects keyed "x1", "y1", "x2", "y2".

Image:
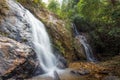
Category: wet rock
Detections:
[
  {"x1": 32, "y1": 61, "x2": 45, "y2": 76},
  {"x1": 0, "y1": 0, "x2": 32, "y2": 46},
  {"x1": 0, "y1": 1, "x2": 39, "y2": 78},
  {"x1": 54, "y1": 71, "x2": 60, "y2": 80},
  {"x1": 55, "y1": 53, "x2": 68, "y2": 69},
  {"x1": 71, "y1": 68, "x2": 90, "y2": 76},
  {"x1": 103, "y1": 76, "x2": 120, "y2": 80},
  {"x1": 0, "y1": 36, "x2": 36, "y2": 79},
  {"x1": 57, "y1": 61, "x2": 67, "y2": 69}
]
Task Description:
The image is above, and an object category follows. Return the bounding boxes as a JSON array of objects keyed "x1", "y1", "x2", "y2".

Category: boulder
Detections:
[
  {"x1": 0, "y1": 36, "x2": 35, "y2": 79},
  {"x1": 70, "y1": 68, "x2": 90, "y2": 76},
  {"x1": 53, "y1": 71, "x2": 60, "y2": 80}
]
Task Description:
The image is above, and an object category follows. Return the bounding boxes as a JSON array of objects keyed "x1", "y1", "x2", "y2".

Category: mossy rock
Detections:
[{"x1": 0, "y1": 0, "x2": 9, "y2": 23}]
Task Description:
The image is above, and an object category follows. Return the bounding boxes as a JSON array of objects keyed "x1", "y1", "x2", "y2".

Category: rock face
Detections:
[
  {"x1": 0, "y1": 36, "x2": 35, "y2": 79},
  {"x1": 0, "y1": 1, "x2": 32, "y2": 45},
  {"x1": 0, "y1": 0, "x2": 37, "y2": 79},
  {"x1": 70, "y1": 68, "x2": 90, "y2": 76},
  {"x1": 74, "y1": 36, "x2": 86, "y2": 60}
]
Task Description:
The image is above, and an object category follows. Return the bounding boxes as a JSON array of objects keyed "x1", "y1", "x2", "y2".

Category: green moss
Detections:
[
  {"x1": 22, "y1": 38, "x2": 28, "y2": 42},
  {"x1": 0, "y1": 32, "x2": 8, "y2": 37},
  {"x1": 16, "y1": 0, "x2": 45, "y2": 9},
  {"x1": 0, "y1": 0, "x2": 9, "y2": 22},
  {"x1": 55, "y1": 40, "x2": 65, "y2": 55}
]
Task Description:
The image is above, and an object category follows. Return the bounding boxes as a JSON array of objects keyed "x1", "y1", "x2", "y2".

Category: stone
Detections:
[
  {"x1": 53, "y1": 71, "x2": 60, "y2": 80},
  {"x1": 55, "y1": 53, "x2": 68, "y2": 69},
  {"x1": 103, "y1": 76, "x2": 120, "y2": 80},
  {"x1": 0, "y1": 36, "x2": 36, "y2": 79},
  {"x1": 70, "y1": 68, "x2": 90, "y2": 76}
]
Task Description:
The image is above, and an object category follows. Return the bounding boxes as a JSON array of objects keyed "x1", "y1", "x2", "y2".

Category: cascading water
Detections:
[
  {"x1": 8, "y1": 0, "x2": 58, "y2": 75},
  {"x1": 72, "y1": 23, "x2": 96, "y2": 62},
  {"x1": 29, "y1": 12, "x2": 57, "y2": 73}
]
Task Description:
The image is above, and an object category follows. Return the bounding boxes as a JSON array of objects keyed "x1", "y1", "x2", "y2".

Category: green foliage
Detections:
[
  {"x1": 17, "y1": 0, "x2": 42, "y2": 3},
  {"x1": 16, "y1": 0, "x2": 44, "y2": 8},
  {"x1": 48, "y1": 0, "x2": 60, "y2": 13},
  {"x1": 77, "y1": 0, "x2": 101, "y2": 21},
  {"x1": 47, "y1": 0, "x2": 78, "y2": 20},
  {"x1": 55, "y1": 40, "x2": 65, "y2": 55}
]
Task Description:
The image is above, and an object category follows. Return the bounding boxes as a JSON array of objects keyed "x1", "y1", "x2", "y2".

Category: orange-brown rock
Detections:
[{"x1": 0, "y1": 36, "x2": 35, "y2": 79}]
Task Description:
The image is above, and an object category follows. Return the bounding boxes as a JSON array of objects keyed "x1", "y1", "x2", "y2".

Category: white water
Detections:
[
  {"x1": 79, "y1": 35, "x2": 96, "y2": 62},
  {"x1": 72, "y1": 24, "x2": 96, "y2": 62},
  {"x1": 8, "y1": 0, "x2": 58, "y2": 75},
  {"x1": 29, "y1": 12, "x2": 58, "y2": 73}
]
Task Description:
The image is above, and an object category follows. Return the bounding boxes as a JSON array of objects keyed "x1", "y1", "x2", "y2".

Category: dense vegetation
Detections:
[
  {"x1": 16, "y1": 0, "x2": 45, "y2": 8},
  {"x1": 48, "y1": 0, "x2": 120, "y2": 56}
]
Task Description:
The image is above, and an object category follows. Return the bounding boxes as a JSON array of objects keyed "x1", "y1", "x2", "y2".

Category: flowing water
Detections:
[
  {"x1": 8, "y1": 0, "x2": 58, "y2": 76},
  {"x1": 72, "y1": 24, "x2": 96, "y2": 62},
  {"x1": 26, "y1": 9, "x2": 57, "y2": 73}
]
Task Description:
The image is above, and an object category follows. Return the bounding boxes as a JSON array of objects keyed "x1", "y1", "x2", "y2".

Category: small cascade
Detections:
[
  {"x1": 8, "y1": 0, "x2": 58, "y2": 75},
  {"x1": 72, "y1": 23, "x2": 96, "y2": 62}
]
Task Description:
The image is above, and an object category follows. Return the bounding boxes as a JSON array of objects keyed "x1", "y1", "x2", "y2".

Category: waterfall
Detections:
[
  {"x1": 72, "y1": 24, "x2": 96, "y2": 62},
  {"x1": 28, "y1": 11, "x2": 57, "y2": 73},
  {"x1": 8, "y1": 0, "x2": 58, "y2": 74}
]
